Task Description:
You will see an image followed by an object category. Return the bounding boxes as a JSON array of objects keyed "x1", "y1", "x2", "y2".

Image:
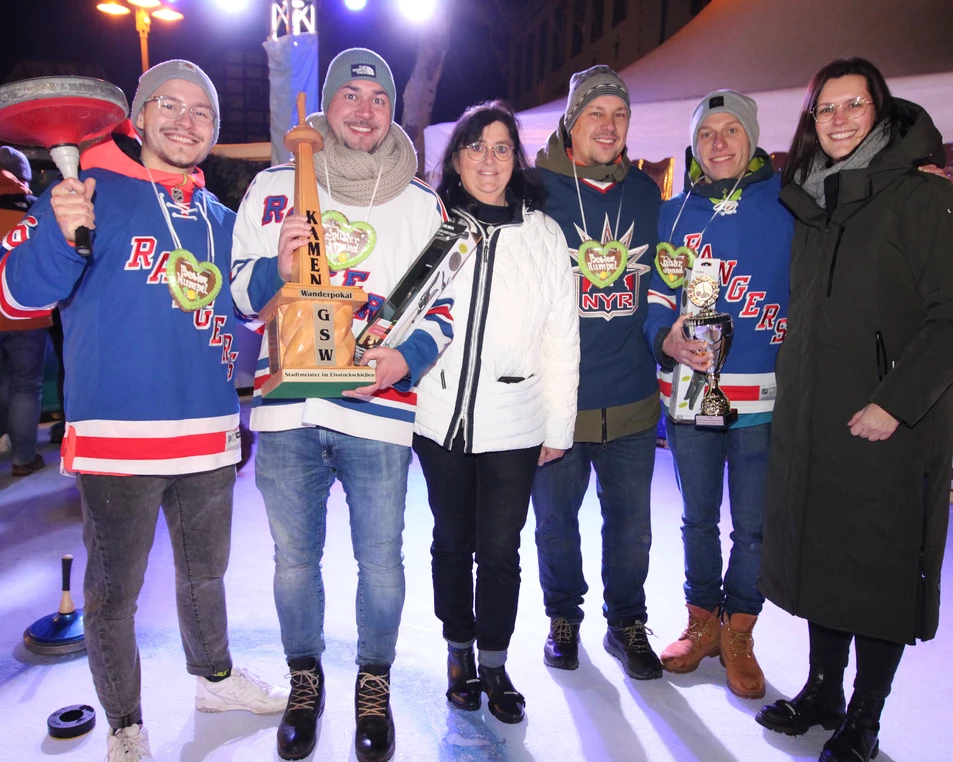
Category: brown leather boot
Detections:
[
  {"x1": 720, "y1": 612, "x2": 765, "y2": 699},
  {"x1": 660, "y1": 604, "x2": 721, "y2": 674}
]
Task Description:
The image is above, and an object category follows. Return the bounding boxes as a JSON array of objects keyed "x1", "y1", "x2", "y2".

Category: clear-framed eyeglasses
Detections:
[
  {"x1": 145, "y1": 96, "x2": 217, "y2": 126},
  {"x1": 811, "y1": 98, "x2": 872, "y2": 123},
  {"x1": 460, "y1": 141, "x2": 515, "y2": 162}
]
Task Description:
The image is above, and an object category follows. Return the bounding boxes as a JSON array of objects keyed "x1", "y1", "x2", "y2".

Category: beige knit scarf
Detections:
[{"x1": 305, "y1": 114, "x2": 418, "y2": 206}]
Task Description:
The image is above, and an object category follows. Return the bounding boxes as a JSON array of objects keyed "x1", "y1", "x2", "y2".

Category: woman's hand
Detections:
[
  {"x1": 848, "y1": 403, "x2": 899, "y2": 441},
  {"x1": 538, "y1": 447, "x2": 565, "y2": 466},
  {"x1": 662, "y1": 313, "x2": 712, "y2": 372},
  {"x1": 342, "y1": 347, "x2": 409, "y2": 399}
]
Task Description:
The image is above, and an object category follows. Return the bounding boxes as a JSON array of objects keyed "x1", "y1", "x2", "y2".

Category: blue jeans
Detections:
[
  {"x1": 0, "y1": 328, "x2": 47, "y2": 465},
  {"x1": 78, "y1": 467, "x2": 235, "y2": 729},
  {"x1": 665, "y1": 419, "x2": 769, "y2": 616},
  {"x1": 255, "y1": 426, "x2": 410, "y2": 667},
  {"x1": 531, "y1": 426, "x2": 656, "y2": 627}
]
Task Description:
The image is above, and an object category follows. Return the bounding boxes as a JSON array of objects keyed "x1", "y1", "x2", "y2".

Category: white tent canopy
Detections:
[{"x1": 423, "y1": 0, "x2": 953, "y2": 188}]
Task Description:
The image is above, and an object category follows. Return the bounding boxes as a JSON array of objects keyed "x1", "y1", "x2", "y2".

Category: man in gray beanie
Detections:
[
  {"x1": 232, "y1": 46, "x2": 451, "y2": 762},
  {"x1": 651, "y1": 89, "x2": 793, "y2": 704},
  {"x1": 0, "y1": 59, "x2": 290, "y2": 762},
  {"x1": 531, "y1": 64, "x2": 703, "y2": 684}
]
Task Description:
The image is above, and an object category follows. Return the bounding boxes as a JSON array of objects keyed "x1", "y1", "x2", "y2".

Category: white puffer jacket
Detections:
[{"x1": 414, "y1": 207, "x2": 580, "y2": 453}]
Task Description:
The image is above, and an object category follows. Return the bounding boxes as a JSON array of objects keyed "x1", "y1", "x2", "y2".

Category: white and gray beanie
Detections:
[
  {"x1": 130, "y1": 59, "x2": 220, "y2": 146},
  {"x1": 690, "y1": 90, "x2": 759, "y2": 164}
]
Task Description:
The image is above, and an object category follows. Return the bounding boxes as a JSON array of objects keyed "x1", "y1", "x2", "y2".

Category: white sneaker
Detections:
[
  {"x1": 0, "y1": 433, "x2": 10, "y2": 455},
  {"x1": 105, "y1": 724, "x2": 154, "y2": 762},
  {"x1": 195, "y1": 666, "x2": 290, "y2": 715}
]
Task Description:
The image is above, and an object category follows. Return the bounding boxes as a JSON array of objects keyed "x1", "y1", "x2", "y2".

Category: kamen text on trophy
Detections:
[
  {"x1": 258, "y1": 93, "x2": 377, "y2": 399},
  {"x1": 681, "y1": 274, "x2": 738, "y2": 429}
]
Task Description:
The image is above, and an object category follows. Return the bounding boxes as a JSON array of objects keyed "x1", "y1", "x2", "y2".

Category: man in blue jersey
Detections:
[
  {"x1": 649, "y1": 91, "x2": 793, "y2": 701},
  {"x1": 531, "y1": 65, "x2": 705, "y2": 681},
  {"x1": 0, "y1": 60, "x2": 289, "y2": 762},
  {"x1": 231, "y1": 48, "x2": 451, "y2": 762}
]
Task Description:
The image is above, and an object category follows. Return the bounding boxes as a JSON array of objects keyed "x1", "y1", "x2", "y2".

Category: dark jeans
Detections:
[
  {"x1": 531, "y1": 426, "x2": 656, "y2": 627},
  {"x1": 413, "y1": 433, "x2": 540, "y2": 657},
  {"x1": 808, "y1": 621, "x2": 905, "y2": 699},
  {"x1": 665, "y1": 420, "x2": 770, "y2": 615},
  {"x1": 0, "y1": 327, "x2": 47, "y2": 464},
  {"x1": 78, "y1": 466, "x2": 235, "y2": 729}
]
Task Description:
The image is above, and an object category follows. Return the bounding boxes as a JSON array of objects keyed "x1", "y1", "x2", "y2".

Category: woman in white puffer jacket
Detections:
[{"x1": 412, "y1": 100, "x2": 580, "y2": 725}]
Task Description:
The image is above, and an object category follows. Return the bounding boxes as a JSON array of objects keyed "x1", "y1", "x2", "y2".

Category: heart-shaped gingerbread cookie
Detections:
[
  {"x1": 654, "y1": 242, "x2": 696, "y2": 289},
  {"x1": 166, "y1": 249, "x2": 222, "y2": 312},
  {"x1": 322, "y1": 210, "x2": 377, "y2": 271},
  {"x1": 578, "y1": 240, "x2": 629, "y2": 288}
]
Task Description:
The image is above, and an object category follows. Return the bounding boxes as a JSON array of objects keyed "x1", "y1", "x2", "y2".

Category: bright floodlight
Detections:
[
  {"x1": 344, "y1": 0, "x2": 367, "y2": 10},
  {"x1": 97, "y1": 2, "x2": 131, "y2": 15},
  {"x1": 397, "y1": 0, "x2": 436, "y2": 22}
]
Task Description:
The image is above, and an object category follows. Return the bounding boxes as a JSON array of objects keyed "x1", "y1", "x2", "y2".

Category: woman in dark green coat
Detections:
[{"x1": 754, "y1": 58, "x2": 953, "y2": 762}]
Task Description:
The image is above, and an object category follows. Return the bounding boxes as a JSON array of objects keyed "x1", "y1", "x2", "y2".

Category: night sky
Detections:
[{"x1": 0, "y1": 0, "x2": 523, "y2": 127}]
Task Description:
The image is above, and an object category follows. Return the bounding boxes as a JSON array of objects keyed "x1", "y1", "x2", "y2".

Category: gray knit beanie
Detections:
[
  {"x1": 131, "y1": 59, "x2": 220, "y2": 146},
  {"x1": 321, "y1": 48, "x2": 396, "y2": 122},
  {"x1": 565, "y1": 65, "x2": 630, "y2": 133},
  {"x1": 690, "y1": 90, "x2": 759, "y2": 165}
]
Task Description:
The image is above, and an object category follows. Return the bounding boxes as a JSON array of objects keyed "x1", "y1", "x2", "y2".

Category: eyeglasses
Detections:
[
  {"x1": 459, "y1": 142, "x2": 515, "y2": 162},
  {"x1": 145, "y1": 96, "x2": 217, "y2": 126},
  {"x1": 811, "y1": 98, "x2": 872, "y2": 123}
]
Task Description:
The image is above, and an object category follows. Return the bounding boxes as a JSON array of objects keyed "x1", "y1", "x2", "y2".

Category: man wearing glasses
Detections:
[
  {"x1": 0, "y1": 59, "x2": 290, "y2": 762},
  {"x1": 530, "y1": 65, "x2": 700, "y2": 681},
  {"x1": 231, "y1": 48, "x2": 450, "y2": 762}
]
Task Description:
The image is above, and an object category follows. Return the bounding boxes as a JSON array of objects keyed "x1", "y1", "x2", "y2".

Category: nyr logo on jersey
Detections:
[{"x1": 571, "y1": 217, "x2": 649, "y2": 320}]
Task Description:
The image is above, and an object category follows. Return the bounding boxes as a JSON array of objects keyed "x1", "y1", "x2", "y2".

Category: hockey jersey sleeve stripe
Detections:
[
  {"x1": 0, "y1": 254, "x2": 56, "y2": 319},
  {"x1": 647, "y1": 290, "x2": 677, "y2": 310}
]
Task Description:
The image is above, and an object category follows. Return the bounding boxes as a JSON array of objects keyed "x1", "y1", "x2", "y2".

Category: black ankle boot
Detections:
[
  {"x1": 544, "y1": 618, "x2": 580, "y2": 670},
  {"x1": 819, "y1": 691, "x2": 884, "y2": 762},
  {"x1": 446, "y1": 646, "x2": 481, "y2": 711},
  {"x1": 355, "y1": 665, "x2": 395, "y2": 762},
  {"x1": 756, "y1": 666, "x2": 847, "y2": 736},
  {"x1": 604, "y1": 620, "x2": 663, "y2": 680},
  {"x1": 478, "y1": 665, "x2": 525, "y2": 724},
  {"x1": 277, "y1": 657, "x2": 325, "y2": 761}
]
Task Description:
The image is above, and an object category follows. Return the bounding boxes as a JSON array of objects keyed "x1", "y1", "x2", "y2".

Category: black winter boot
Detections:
[
  {"x1": 355, "y1": 665, "x2": 395, "y2": 762},
  {"x1": 478, "y1": 664, "x2": 525, "y2": 724},
  {"x1": 603, "y1": 620, "x2": 663, "y2": 680},
  {"x1": 544, "y1": 618, "x2": 580, "y2": 670},
  {"x1": 446, "y1": 645, "x2": 481, "y2": 710},
  {"x1": 756, "y1": 666, "x2": 846, "y2": 736},
  {"x1": 277, "y1": 657, "x2": 325, "y2": 761},
  {"x1": 818, "y1": 690, "x2": 884, "y2": 762}
]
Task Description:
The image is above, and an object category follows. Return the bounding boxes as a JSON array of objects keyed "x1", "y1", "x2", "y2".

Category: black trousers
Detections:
[
  {"x1": 808, "y1": 620, "x2": 905, "y2": 699},
  {"x1": 413, "y1": 433, "x2": 541, "y2": 653}
]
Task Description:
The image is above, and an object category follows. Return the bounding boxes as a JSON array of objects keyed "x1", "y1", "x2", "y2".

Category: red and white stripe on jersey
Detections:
[
  {"x1": 0, "y1": 253, "x2": 55, "y2": 320},
  {"x1": 658, "y1": 370, "x2": 777, "y2": 414},
  {"x1": 61, "y1": 414, "x2": 241, "y2": 476}
]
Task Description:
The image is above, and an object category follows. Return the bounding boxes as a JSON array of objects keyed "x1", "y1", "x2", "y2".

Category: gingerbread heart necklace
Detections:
[
  {"x1": 320, "y1": 155, "x2": 382, "y2": 271},
  {"x1": 571, "y1": 161, "x2": 628, "y2": 288},
  {"x1": 654, "y1": 172, "x2": 745, "y2": 289},
  {"x1": 147, "y1": 169, "x2": 222, "y2": 312}
]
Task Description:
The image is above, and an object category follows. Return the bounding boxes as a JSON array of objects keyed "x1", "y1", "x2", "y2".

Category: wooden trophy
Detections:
[{"x1": 259, "y1": 94, "x2": 376, "y2": 398}]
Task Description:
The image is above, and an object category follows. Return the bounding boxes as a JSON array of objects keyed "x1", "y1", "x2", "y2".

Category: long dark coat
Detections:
[{"x1": 760, "y1": 101, "x2": 953, "y2": 645}]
